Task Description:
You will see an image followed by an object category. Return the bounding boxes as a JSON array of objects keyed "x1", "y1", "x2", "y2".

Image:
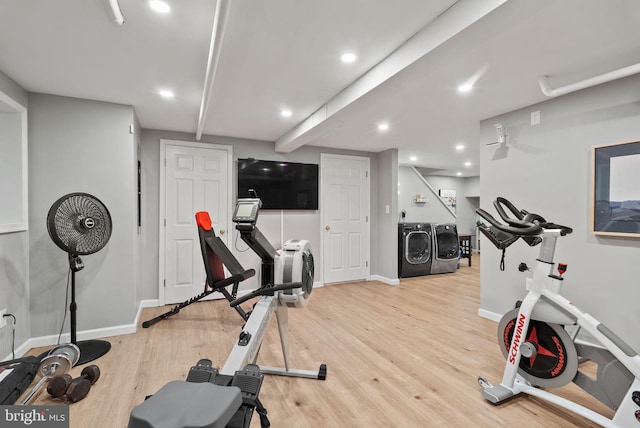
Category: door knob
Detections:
[
  {"x1": 219, "y1": 229, "x2": 225, "y2": 235},
  {"x1": 325, "y1": 225, "x2": 330, "y2": 231}
]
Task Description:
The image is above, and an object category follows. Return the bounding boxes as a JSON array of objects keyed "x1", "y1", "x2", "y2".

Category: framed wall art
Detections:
[
  {"x1": 592, "y1": 140, "x2": 640, "y2": 237},
  {"x1": 439, "y1": 189, "x2": 457, "y2": 214}
]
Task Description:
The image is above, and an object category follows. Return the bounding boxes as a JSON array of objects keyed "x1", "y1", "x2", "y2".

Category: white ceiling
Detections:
[{"x1": 1, "y1": 0, "x2": 639, "y2": 177}]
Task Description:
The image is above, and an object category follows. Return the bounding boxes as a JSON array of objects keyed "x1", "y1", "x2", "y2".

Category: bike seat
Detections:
[{"x1": 128, "y1": 381, "x2": 242, "y2": 428}]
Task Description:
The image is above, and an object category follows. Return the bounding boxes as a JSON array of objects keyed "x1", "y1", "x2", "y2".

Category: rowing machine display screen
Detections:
[{"x1": 233, "y1": 199, "x2": 260, "y2": 224}]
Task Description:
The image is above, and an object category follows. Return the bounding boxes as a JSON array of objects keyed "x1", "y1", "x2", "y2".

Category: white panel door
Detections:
[
  {"x1": 163, "y1": 142, "x2": 230, "y2": 304},
  {"x1": 321, "y1": 154, "x2": 370, "y2": 284}
]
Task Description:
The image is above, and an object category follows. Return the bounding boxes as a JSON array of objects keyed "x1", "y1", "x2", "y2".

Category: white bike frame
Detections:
[{"x1": 484, "y1": 229, "x2": 640, "y2": 428}]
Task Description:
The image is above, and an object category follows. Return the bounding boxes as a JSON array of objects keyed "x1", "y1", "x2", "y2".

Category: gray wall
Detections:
[
  {"x1": 133, "y1": 113, "x2": 143, "y2": 312},
  {"x1": 375, "y1": 149, "x2": 398, "y2": 280},
  {"x1": 398, "y1": 167, "x2": 455, "y2": 224},
  {"x1": 0, "y1": 71, "x2": 29, "y2": 359},
  {"x1": 398, "y1": 167, "x2": 479, "y2": 238},
  {"x1": 28, "y1": 93, "x2": 138, "y2": 339},
  {"x1": 0, "y1": 70, "x2": 28, "y2": 109},
  {"x1": 465, "y1": 176, "x2": 479, "y2": 197},
  {"x1": 456, "y1": 177, "x2": 480, "y2": 241},
  {"x1": 139, "y1": 129, "x2": 384, "y2": 300},
  {"x1": 479, "y1": 74, "x2": 640, "y2": 352}
]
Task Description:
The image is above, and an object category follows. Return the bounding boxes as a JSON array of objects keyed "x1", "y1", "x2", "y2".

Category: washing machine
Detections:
[
  {"x1": 430, "y1": 223, "x2": 459, "y2": 274},
  {"x1": 398, "y1": 223, "x2": 433, "y2": 278}
]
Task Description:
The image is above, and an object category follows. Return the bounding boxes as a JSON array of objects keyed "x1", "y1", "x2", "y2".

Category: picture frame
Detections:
[
  {"x1": 438, "y1": 189, "x2": 457, "y2": 214},
  {"x1": 591, "y1": 140, "x2": 640, "y2": 237}
]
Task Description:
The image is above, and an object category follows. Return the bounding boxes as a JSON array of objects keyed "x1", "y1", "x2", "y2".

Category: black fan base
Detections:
[{"x1": 75, "y1": 339, "x2": 111, "y2": 365}]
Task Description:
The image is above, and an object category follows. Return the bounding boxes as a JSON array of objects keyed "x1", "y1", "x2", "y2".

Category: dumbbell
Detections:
[
  {"x1": 19, "y1": 354, "x2": 72, "y2": 405},
  {"x1": 18, "y1": 343, "x2": 80, "y2": 405},
  {"x1": 47, "y1": 365, "x2": 101, "y2": 403}
]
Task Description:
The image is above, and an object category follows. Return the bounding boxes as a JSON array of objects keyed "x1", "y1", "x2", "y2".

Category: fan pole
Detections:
[
  {"x1": 70, "y1": 269, "x2": 77, "y2": 344},
  {"x1": 67, "y1": 254, "x2": 111, "y2": 365},
  {"x1": 68, "y1": 253, "x2": 83, "y2": 344}
]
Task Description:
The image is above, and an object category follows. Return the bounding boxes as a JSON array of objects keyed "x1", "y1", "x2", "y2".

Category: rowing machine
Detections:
[{"x1": 129, "y1": 198, "x2": 326, "y2": 428}]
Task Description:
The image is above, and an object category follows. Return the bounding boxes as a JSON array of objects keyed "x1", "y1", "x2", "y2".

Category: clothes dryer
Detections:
[
  {"x1": 430, "y1": 223, "x2": 459, "y2": 274},
  {"x1": 398, "y1": 223, "x2": 433, "y2": 278}
]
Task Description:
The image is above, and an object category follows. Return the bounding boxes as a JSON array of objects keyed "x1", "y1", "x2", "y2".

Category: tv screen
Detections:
[{"x1": 237, "y1": 158, "x2": 319, "y2": 210}]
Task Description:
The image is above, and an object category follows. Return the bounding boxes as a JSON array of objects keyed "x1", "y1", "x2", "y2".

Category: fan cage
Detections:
[{"x1": 47, "y1": 193, "x2": 112, "y2": 255}]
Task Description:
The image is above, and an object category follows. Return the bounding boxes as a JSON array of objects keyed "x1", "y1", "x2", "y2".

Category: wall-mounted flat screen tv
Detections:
[{"x1": 237, "y1": 158, "x2": 319, "y2": 210}]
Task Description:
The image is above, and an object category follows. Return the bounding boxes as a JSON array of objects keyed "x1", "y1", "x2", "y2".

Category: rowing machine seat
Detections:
[{"x1": 129, "y1": 381, "x2": 242, "y2": 428}]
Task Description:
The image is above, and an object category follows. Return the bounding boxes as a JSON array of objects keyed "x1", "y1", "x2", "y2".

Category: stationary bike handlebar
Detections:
[
  {"x1": 478, "y1": 196, "x2": 576, "y2": 238},
  {"x1": 477, "y1": 198, "x2": 543, "y2": 236}
]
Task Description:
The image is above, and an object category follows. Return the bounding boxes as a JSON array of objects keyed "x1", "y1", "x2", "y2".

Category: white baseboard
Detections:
[
  {"x1": 368, "y1": 275, "x2": 400, "y2": 286},
  {"x1": 478, "y1": 308, "x2": 501, "y2": 322},
  {"x1": 2, "y1": 299, "x2": 162, "y2": 362},
  {"x1": 3, "y1": 286, "x2": 330, "y2": 362},
  {"x1": 2, "y1": 341, "x2": 33, "y2": 362},
  {"x1": 135, "y1": 299, "x2": 160, "y2": 328}
]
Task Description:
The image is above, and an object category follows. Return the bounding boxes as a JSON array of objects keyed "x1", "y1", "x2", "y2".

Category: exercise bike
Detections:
[
  {"x1": 129, "y1": 198, "x2": 326, "y2": 428},
  {"x1": 476, "y1": 197, "x2": 640, "y2": 428}
]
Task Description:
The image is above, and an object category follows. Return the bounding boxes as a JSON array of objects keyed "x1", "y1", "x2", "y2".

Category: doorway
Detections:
[
  {"x1": 320, "y1": 154, "x2": 370, "y2": 284},
  {"x1": 159, "y1": 139, "x2": 232, "y2": 304}
]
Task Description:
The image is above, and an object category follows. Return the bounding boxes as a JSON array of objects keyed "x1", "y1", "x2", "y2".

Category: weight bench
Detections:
[{"x1": 142, "y1": 212, "x2": 255, "y2": 328}]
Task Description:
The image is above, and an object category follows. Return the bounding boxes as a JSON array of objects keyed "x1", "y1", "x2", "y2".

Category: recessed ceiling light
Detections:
[
  {"x1": 455, "y1": 144, "x2": 465, "y2": 151},
  {"x1": 457, "y1": 64, "x2": 489, "y2": 94},
  {"x1": 456, "y1": 172, "x2": 462, "y2": 176},
  {"x1": 464, "y1": 161, "x2": 472, "y2": 167},
  {"x1": 378, "y1": 123, "x2": 389, "y2": 131},
  {"x1": 280, "y1": 109, "x2": 292, "y2": 117},
  {"x1": 341, "y1": 52, "x2": 357, "y2": 63},
  {"x1": 149, "y1": 0, "x2": 170, "y2": 13},
  {"x1": 159, "y1": 89, "x2": 174, "y2": 98},
  {"x1": 410, "y1": 156, "x2": 417, "y2": 162},
  {"x1": 458, "y1": 82, "x2": 473, "y2": 93}
]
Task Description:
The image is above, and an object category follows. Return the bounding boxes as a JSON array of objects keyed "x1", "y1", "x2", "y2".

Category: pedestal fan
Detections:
[{"x1": 47, "y1": 192, "x2": 113, "y2": 365}]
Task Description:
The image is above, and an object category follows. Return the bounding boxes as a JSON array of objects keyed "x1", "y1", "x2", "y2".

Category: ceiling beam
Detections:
[
  {"x1": 196, "y1": 0, "x2": 231, "y2": 140},
  {"x1": 275, "y1": 0, "x2": 508, "y2": 153}
]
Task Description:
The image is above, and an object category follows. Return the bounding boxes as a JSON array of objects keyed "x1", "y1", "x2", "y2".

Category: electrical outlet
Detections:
[
  {"x1": 0, "y1": 309, "x2": 6, "y2": 328},
  {"x1": 531, "y1": 110, "x2": 541, "y2": 126}
]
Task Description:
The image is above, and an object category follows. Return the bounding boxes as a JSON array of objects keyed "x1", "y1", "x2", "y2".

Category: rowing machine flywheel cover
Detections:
[{"x1": 275, "y1": 240, "x2": 314, "y2": 308}]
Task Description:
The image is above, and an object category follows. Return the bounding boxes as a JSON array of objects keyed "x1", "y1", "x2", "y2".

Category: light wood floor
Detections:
[{"x1": 22, "y1": 257, "x2": 613, "y2": 427}]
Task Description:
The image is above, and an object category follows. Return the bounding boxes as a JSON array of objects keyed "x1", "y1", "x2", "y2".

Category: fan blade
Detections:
[{"x1": 47, "y1": 193, "x2": 112, "y2": 255}]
